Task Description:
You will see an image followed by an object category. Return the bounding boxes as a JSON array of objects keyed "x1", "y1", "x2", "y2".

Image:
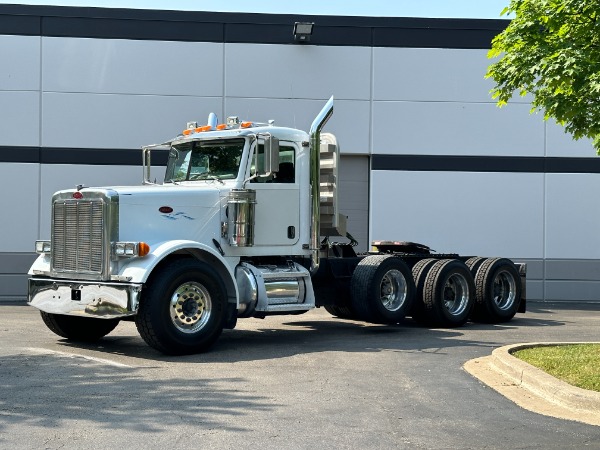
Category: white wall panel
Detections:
[
  {"x1": 42, "y1": 37, "x2": 223, "y2": 96},
  {"x1": 372, "y1": 101, "x2": 544, "y2": 156},
  {"x1": 41, "y1": 92, "x2": 222, "y2": 148},
  {"x1": 0, "y1": 35, "x2": 40, "y2": 91},
  {"x1": 225, "y1": 44, "x2": 371, "y2": 100},
  {"x1": 38, "y1": 164, "x2": 144, "y2": 238},
  {"x1": 0, "y1": 91, "x2": 40, "y2": 146},
  {"x1": 224, "y1": 97, "x2": 369, "y2": 154},
  {"x1": 373, "y1": 48, "x2": 502, "y2": 103},
  {"x1": 0, "y1": 164, "x2": 39, "y2": 252},
  {"x1": 545, "y1": 173, "x2": 600, "y2": 259},
  {"x1": 545, "y1": 120, "x2": 596, "y2": 158},
  {"x1": 370, "y1": 171, "x2": 544, "y2": 258}
]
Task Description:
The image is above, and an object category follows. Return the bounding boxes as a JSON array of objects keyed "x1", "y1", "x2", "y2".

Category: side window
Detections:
[{"x1": 251, "y1": 144, "x2": 296, "y2": 183}]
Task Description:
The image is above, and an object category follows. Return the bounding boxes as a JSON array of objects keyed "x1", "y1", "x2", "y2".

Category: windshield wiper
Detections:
[{"x1": 190, "y1": 173, "x2": 225, "y2": 184}]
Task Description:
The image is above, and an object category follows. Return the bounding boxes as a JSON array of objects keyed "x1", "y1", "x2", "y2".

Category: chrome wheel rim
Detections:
[
  {"x1": 492, "y1": 270, "x2": 517, "y2": 311},
  {"x1": 442, "y1": 273, "x2": 469, "y2": 316},
  {"x1": 170, "y1": 282, "x2": 212, "y2": 333},
  {"x1": 380, "y1": 269, "x2": 408, "y2": 312}
]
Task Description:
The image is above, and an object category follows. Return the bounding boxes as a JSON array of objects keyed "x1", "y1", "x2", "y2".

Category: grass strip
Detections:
[{"x1": 512, "y1": 344, "x2": 600, "y2": 393}]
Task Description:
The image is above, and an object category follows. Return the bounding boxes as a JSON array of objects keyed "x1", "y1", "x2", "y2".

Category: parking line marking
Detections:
[{"x1": 24, "y1": 347, "x2": 134, "y2": 368}]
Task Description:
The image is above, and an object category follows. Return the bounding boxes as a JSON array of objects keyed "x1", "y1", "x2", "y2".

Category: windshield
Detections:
[{"x1": 165, "y1": 138, "x2": 245, "y2": 182}]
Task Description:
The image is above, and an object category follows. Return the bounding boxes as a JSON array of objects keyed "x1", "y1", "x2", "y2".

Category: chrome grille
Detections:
[{"x1": 52, "y1": 200, "x2": 105, "y2": 275}]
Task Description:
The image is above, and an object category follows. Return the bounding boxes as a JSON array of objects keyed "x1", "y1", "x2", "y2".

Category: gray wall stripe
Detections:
[{"x1": 0, "y1": 4, "x2": 507, "y2": 49}]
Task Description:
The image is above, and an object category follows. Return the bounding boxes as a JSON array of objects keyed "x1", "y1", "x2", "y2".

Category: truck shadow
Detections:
[
  {"x1": 1, "y1": 313, "x2": 567, "y2": 435},
  {"x1": 0, "y1": 353, "x2": 274, "y2": 435},
  {"x1": 54, "y1": 313, "x2": 567, "y2": 364}
]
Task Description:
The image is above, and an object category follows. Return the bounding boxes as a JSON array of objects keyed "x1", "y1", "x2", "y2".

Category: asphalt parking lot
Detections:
[{"x1": 0, "y1": 303, "x2": 599, "y2": 449}]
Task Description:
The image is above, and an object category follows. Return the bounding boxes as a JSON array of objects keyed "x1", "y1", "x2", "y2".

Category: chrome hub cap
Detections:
[
  {"x1": 170, "y1": 282, "x2": 212, "y2": 333},
  {"x1": 492, "y1": 270, "x2": 516, "y2": 311},
  {"x1": 380, "y1": 269, "x2": 408, "y2": 312},
  {"x1": 442, "y1": 274, "x2": 469, "y2": 316}
]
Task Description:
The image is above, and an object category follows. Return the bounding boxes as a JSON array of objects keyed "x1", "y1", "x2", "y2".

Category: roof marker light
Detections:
[{"x1": 241, "y1": 121, "x2": 253, "y2": 128}]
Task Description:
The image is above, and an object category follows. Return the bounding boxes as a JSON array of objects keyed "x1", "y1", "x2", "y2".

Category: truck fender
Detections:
[
  {"x1": 118, "y1": 240, "x2": 240, "y2": 306},
  {"x1": 28, "y1": 253, "x2": 51, "y2": 276}
]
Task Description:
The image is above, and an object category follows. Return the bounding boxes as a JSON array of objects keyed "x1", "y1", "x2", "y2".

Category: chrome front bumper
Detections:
[{"x1": 28, "y1": 277, "x2": 142, "y2": 319}]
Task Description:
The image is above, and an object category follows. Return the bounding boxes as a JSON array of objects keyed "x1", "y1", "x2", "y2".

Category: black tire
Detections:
[
  {"x1": 135, "y1": 259, "x2": 226, "y2": 355},
  {"x1": 324, "y1": 305, "x2": 358, "y2": 320},
  {"x1": 465, "y1": 257, "x2": 486, "y2": 276},
  {"x1": 350, "y1": 255, "x2": 415, "y2": 324},
  {"x1": 40, "y1": 311, "x2": 119, "y2": 341},
  {"x1": 421, "y1": 259, "x2": 475, "y2": 327},
  {"x1": 410, "y1": 258, "x2": 438, "y2": 323},
  {"x1": 472, "y1": 258, "x2": 522, "y2": 323}
]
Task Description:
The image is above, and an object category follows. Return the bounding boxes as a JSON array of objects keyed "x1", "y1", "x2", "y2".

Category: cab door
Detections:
[{"x1": 249, "y1": 142, "x2": 300, "y2": 247}]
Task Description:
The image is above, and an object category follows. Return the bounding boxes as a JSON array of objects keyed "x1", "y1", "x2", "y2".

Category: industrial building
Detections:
[{"x1": 1, "y1": 4, "x2": 599, "y2": 302}]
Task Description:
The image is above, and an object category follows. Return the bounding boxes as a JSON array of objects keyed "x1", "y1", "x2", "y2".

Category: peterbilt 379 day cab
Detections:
[{"x1": 28, "y1": 97, "x2": 526, "y2": 355}]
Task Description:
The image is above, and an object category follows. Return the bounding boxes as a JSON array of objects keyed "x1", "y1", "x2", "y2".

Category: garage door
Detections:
[{"x1": 338, "y1": 155, "x2": 370, "y2": 253}]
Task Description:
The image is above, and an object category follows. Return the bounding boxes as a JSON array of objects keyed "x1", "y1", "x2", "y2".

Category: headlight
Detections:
[
  {"x1": 113, "y1": 242, "x2": 150, "y2": 258},
  {"x1": 35, "y1": 240, "x2": 52, "y2": 254}
]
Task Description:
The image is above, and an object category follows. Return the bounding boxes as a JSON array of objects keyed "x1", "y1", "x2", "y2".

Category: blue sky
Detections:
[{"x1": 2, "y1": 0, "x2": 512, "y2": 19}]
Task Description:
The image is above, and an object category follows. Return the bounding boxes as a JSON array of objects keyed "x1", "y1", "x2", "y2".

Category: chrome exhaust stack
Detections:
[{"x1": 309, "y1": 96, "x2": 334, "y2": 274}]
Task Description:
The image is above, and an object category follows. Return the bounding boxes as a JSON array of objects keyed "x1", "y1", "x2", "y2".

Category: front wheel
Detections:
[
  {"x1": 40, "y1": 312, "x2": 119, "y2": 341},
  {"x1": 135, "y1": 259, "x2": 227, "y2": 355}
]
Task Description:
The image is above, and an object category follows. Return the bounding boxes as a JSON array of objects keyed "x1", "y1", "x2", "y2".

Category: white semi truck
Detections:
[{"x1": 28, "y1": 97, "x2": 526, "y2": 355}]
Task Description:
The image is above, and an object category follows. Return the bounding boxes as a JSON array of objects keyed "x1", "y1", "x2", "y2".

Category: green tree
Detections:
[{"x1": 487, "y1": 0, "x2": 600, "y2": 153}]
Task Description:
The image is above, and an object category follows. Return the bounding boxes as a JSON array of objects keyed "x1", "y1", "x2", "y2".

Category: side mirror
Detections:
[{"x1": 262, "y1": 136, "x2": 280, "y2": 175}]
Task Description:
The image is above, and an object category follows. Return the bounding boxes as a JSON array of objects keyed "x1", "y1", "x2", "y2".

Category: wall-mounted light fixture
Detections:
[{"x1": 293, "y1": 22, "x2": 314, "y2": 43}]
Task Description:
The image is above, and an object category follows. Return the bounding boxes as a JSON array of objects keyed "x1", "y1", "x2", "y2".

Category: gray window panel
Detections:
[
  {"x1": 338, "y1": 155, "x2": 369, "y2": 253},
  {"x1": 0, "y1": 275, "x2": 28, "y2": 299},
  {"x1": 0, "y1": 253, "x2": 37, "y2": 273},
  {"x1": 545, "y1": 281, "x2": 600, "y2": 302},
  {"x1": 545, "y1": 260, "x2": 600, "y2": 282}
]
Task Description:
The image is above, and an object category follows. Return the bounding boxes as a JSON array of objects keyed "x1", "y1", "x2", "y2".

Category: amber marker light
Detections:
[
  {"x1": 138, "y1": 242, "x2": 150, "y2": 257},
  {"x1": 183, "y1": 129, "x2": 192, "y2": 135},
  {"x1": 216, "y1": 124, "x2": 227, "y2": 130},
  {"x1": 114, "y1": 241, "x2": 151, "y2": 257},
  {"x1": 240, "y1": 121, "x2": 253, "y2": 128}
]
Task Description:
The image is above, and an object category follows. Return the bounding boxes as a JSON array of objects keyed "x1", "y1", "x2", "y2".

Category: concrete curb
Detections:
[{"x1": 464, "y1": 342, "x2": 600, "y2": 427}]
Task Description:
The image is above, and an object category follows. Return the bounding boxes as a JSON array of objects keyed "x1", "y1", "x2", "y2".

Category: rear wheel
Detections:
[
  {"x1": 472, "y1": 258, "x2": 521, "y2": 323},
  {"x1": 40, "y1": 312, "x2": 119, "y2": 341},
  {"x1": 135, "y1": 259, "x2": 226, "y2": 355},
  {"x1": 410, "y1": 258, "x2": 438, "y2": 323},
  {"x1": 351, "y1": 255, "x2": 415, "y2": 324},
  {"x1": 465, "y1": 257, "x2": 486, "y2": 276},
  {"x1": 324, "y1": 305, "x2": 358, "y2": 320},
  {"x1": 421, "y1": 259, "x2": 475, "y2": 327}
]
